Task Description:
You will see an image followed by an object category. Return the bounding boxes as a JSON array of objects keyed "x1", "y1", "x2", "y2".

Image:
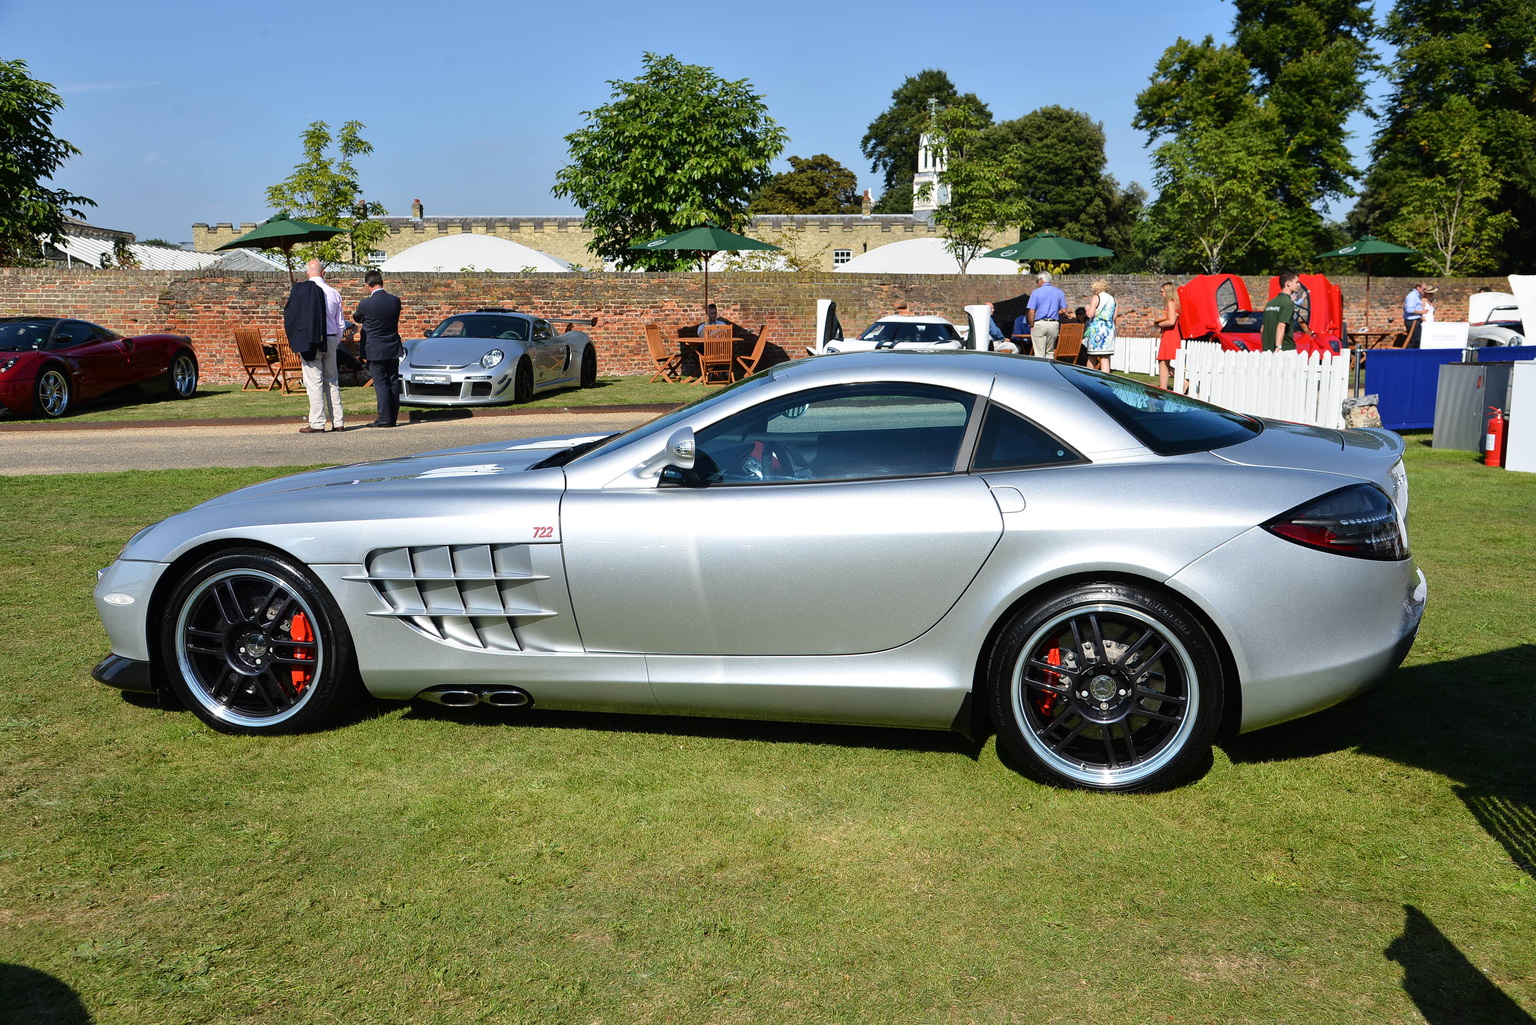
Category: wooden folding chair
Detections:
[
  {"x1": 274, "y1": 340, "x2": 305, "y2": 394},
  {"x1": 235, "y1": 327, "x2": 279, "y2": 391},
  {"x1": 699, "y1": 326, "x2": 735, "y2": 385},
  {"x1": 735, "y1": 326, "x2": 770, "y2": 378},
  {"x1": 644, "y1": 323, "x2": 685, "y2": 382},
  {"x1": 1053, "y1": 322, "x2": 1088, "y2": 365},
  {"x1": 1389, "y1": 331, "x2": 1409, "y2": 348}
]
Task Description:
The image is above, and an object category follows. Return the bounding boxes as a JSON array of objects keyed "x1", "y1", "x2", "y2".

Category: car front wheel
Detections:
[
  {"x1": 160, "y1": 548, "x2": 360, "y2": 734},
  {"x1": 512, "y1": 358, "x2": 534, "y2": 403},
  {"x1": 35, "y1": 366, "x2": 71, "y2": 418},
  {"x1": 988, "y1": 583, "x2": 1223, "y2": 792}
]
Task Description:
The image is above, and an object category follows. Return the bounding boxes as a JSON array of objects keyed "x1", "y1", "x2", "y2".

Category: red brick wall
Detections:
[{"x1": 0, "y1": 267, "x2": 1512, "y2": 385}]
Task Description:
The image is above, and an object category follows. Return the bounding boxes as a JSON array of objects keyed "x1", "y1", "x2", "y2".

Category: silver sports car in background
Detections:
[
  {"x1": 93, "y1": 352, "x2": 1425, "y2": 791},
  {"x1": 399, "y1": 308, "x2": 598, "y2": 407}
]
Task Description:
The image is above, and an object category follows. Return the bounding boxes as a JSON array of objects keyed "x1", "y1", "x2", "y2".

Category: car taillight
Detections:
[{"x1": 1263, "y1": 483, "x2": 1408, "y2": 560}]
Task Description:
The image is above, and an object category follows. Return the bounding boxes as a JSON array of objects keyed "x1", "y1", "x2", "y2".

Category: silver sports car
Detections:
[
  {"x1": 399, "y1": 309, "x2": 598, "y2": 407},
  {"x1": 93, "y1": 352, "x2": 1425, "y2": 791}
]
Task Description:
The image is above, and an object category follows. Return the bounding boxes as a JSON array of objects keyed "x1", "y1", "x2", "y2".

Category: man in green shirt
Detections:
[{"x1": 1260, "y1": 271, "x2": 1303, "y2": 351}]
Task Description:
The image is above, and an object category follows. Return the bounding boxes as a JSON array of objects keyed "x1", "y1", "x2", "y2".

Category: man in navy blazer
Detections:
[{"x1": 351, "y1": 269, "x2": 404, "y2": 427}]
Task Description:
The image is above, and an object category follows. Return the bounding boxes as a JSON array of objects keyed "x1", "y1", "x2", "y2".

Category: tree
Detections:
[
  {"x1": 861, "y1": 70, "x2": 990, "y2": 212},
  {"x1": 920, "y1": 104, "x2": 1030, "y2": 273},
  {"x1": 1135, "y1": 117, "x2": 1282, "y2": 274},
  {"x1": 1355, "y1": 0, "x2": 1536, "y2": 270},
  {"x1": 553, "y1": 53, "x2": 786, "y2": 271},
  {"x1": 264, "y1": 120, "x2": 388, "y2": 265},
  {"x1": 750, "y1": 154, "x2": 861, "y2": 214},
  {"x1": 0, "y1": 59, "x2": 94, "y2": 266},
  {"x1": 980, "y1": 106, "x2": 1143, "y2": 260}
]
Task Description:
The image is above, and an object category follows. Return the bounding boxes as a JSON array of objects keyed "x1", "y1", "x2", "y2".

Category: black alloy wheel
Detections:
[
  {"x1": 512, "y1": 358, "x2": 534, "y2": 403},
  {"x1": 579, "y1": 346, "x2": 598, "y2": 388},
  {"x1": 160, "y1": 549, "x2": 360, "y2": 733},
  {"x1": 988, "y1": 583, "x2": 1223, "y2": 792}
]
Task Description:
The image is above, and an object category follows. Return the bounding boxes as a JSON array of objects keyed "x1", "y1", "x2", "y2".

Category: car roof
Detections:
[
  {"x1": 873, "y1": 315, "x2": 955, "y2": 325},
  {"x1": 0, "y1": 316, "x2": 63, "y2": 324}
]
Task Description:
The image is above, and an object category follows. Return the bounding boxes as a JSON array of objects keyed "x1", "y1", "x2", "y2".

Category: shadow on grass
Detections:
[
  {"x1": 0, "y1": 963, "x2": 91, "y2": 1024},
  {"x1": 1386, "y1": 906, "x2": 1535, "y2": 1025},
  {"x1": 1223, "y1": 645, "x2": 1536, "y2": 881},
  {"x1": 399, "y1": 701, "x2": 987, "y2": 761}
]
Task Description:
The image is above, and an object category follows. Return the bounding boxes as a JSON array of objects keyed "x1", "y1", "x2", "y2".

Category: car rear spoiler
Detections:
[{"x1": 549, "y1": 317, "x2": 598, "y2": 327}]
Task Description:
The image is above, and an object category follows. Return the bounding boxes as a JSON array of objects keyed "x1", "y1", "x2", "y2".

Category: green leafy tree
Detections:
[
  {"x1": 750, "y1": 154, "x2": 861, "y2": 214},
  {"x1": 1355, "y1": 0, "x2": 1536, "y2": 269},
  {"x1": 1135, "y1": 117, "x2": 1283, "y2": 274},
  {"x1": 0, "y1": 59, "x2": 95, "y2": 266},
  {"x1": 264, "y1": 120, "x2": 388, "y2": 265},
  {"x1": 861, "y1": 70, "x2": 990, "y2": 212},
  {"x1": 553, "y1": 53, "x2": 786, "y2": 271},
  {"x1": 920, "y1": 104, "x2": 1030, "y2": 273},
  {"x1": 980, "y1": 106, "x2": 1143, "y2": 262},
  {"x1": 1374, "y1": 98, "x2": 1515, "y2": 273}
]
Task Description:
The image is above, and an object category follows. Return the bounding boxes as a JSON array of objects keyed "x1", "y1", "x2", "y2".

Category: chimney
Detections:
[
  {"x1": 411, "y1": 198, "x2": 424, "y2": 220},
  {"x1": 861, "y1": 189, "x2": 873, "y2": 216}
]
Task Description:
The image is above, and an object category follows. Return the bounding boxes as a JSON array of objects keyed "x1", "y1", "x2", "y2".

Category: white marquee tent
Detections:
[
  {"x1": 381, "y1": 234, "x2": 569, "y2": 273},
  {"x1": 833, "y1": 237, "x2": 1022, "y2": 276}
]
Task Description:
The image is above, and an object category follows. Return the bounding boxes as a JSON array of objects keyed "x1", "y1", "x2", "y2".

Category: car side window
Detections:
[
  {"x1": 532, "y1": 320, "x2": 553, "y2": 341},
  {"x1": 51, "y1": 322, "x2": 98, "y2": 349},
  {"x1": 970, "y1": 404, "x2": 1083, "y2": 471},
  {"x1": 688, "y1": 383, "x2": 975, "y2": 485}
]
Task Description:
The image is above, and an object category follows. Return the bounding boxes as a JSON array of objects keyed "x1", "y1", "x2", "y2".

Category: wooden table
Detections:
[{"x1": 1348, "y1": 331, "x2": 1399, "y2": 349}]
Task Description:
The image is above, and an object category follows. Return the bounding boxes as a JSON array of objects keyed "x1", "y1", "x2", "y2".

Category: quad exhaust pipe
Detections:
[{"x1": 416, "y1": 686, "x2": 533, "y2": 710}]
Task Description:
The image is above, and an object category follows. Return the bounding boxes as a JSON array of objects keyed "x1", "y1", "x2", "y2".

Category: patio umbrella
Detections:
[
  {"x1": 629, "y1": 223, "x2": 780, "y2": 305},
  {"x1": 215, "y1": 215, "x2": 347, "y2": 281},
  {"x1": 982, "y1": 230, "x2": 1114, "y2": 264},
  {"x1": 1315, "y1": 235, "x2": 1419, "y2": 331}
]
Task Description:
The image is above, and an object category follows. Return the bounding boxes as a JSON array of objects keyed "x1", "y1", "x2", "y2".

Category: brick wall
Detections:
[{"x1": 0, "y1": 267, "x2": 1513, "y2": 386}]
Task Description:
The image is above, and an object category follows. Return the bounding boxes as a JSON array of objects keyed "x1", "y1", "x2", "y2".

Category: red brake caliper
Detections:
[
  {"x1": 1033, "y1": 646, "x2": 1062, "y2": 716},
  {"x1": 288, "y1": 612, "x2": 314, "y2": 693}
]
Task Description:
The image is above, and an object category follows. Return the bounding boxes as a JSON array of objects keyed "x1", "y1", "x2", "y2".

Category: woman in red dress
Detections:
[{"x1": 1155, "y1": 282, "x2": 1182, "y2": 390}]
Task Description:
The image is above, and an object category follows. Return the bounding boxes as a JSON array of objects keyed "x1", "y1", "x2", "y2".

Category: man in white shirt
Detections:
[
  {"x1": 298, "y1": 259, "x2": 347, "y2": 432},
  {"x1": 1403, "y1": 282, "x2": 1426, "y2": 349}
]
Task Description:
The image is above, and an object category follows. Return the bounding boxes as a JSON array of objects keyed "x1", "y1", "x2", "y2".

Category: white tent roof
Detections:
[
  {"x1": 50, "y1": 235, "x2": 221, "y2": 271},
  {"x1": 833, "y1": 237, "x2": 1022, "y2": 276},
  {"x1": 381, "y1": 234, "x2": 569, "y2": 273}
]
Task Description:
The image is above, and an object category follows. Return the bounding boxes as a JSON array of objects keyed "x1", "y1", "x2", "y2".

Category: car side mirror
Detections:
[{"x1": 635, "y1": 426, "x2": 697, "y2": 480}]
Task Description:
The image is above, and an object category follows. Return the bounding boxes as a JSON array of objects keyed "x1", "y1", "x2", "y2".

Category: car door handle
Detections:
[{"x1": 988, "y1": 486, "x2": 1026, "y2": 514}]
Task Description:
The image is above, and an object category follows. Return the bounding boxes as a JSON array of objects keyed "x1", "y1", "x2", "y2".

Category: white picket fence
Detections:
[
  {"x1": 1172, "y1": 341, "x2": 1349, "y2": 429},
  {"x1": 1109, "y1": 336, "x2": 1159, "y2": 375}
]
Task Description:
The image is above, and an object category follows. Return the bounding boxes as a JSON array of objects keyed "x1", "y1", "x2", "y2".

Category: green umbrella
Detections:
[
  {"x1": 1316, "y1": 235, "x2": 1419, "y2": 331},
  {"x1": 982, "y1": 230, "x2": 1114, "y2": 264},
  {"x1": 216, "y1": 215, "x2": 347, "y2": 281},
  {"x1": 629, "y1": 223, "x2": 781, "y2": 305}
]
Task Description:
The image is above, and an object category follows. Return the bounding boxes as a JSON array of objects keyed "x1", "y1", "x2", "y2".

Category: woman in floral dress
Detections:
[{"x1": 1083, "y1": 278, "x2": 1117, "y2": 372}]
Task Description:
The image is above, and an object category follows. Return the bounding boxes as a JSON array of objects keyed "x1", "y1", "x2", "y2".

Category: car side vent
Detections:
[{"x1": 352, "y1": 544, "x2": 554, "y2": 652}]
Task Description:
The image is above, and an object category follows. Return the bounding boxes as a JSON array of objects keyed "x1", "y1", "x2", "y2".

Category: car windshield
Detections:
[
  {"x1": 857, "y1": 320, "x2": 961, "y2": 344},
  {"x1": 0, "y1": 320, "x2": 54, "y2": 351},
  {"x1": 429, "y1": 315, "x2": 529, "y2": 341},
  {"x1": 564, "y1": 372, "x2": 781, "y2": 466},
  {"x1": 1222, "y1": 310, "x2": 1264, "y2": 334},
  {"x1": 1055, "y1": 364, "x2": 1261, "y2": 455}
]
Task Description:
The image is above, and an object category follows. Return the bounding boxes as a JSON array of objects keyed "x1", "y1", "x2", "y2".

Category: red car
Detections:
[
  {"x1": 0, "y1": 317, "x2": 198, "y2": 419},
  {"x1": 1177, "y1": 274, "x2": 1344, "y2": 355}
]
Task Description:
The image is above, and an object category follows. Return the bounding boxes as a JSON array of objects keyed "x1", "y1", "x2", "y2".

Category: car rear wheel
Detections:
[
  {"x1": 579, "y1": 346, "x2": 597, "y2": 388},
  {"x1": 35, "y1": 366, "x2": 71, "y2": 418},
  {"x1": 513, "y1": 358, "x2": 534, "y2": 403},
  {"x1": 160, "y1": 548, "x2": 360, "y2": 734},
  {"x1": 167, "y1": 351, "x2": 198, "y2": 399},
  {"x1": 988, "y1": 583, "x2": 1223, "y2": 792}
]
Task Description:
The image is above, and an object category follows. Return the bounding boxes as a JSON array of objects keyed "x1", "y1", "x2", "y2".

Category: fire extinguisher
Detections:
[{"x1": 1484, "y1": 406, "x2": 1507, "y2": 467}]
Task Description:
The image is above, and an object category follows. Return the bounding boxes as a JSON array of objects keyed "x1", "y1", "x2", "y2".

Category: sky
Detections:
[{"x1": 2, "y1": 0, "x2": 1389, "y2": 246}]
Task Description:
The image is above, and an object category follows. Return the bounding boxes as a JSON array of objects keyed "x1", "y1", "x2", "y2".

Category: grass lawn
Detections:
[
  {"x1": 3, "y1": 376, "x2": 703, "y2": 425},
  {"x1": 1, "y1": 436, "x2": 1532, "y2": 1023}
]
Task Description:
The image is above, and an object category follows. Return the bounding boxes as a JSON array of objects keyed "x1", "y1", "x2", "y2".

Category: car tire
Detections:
[
  {"x1": 513, "y1": 358, "x2": 534, "y2": 404},
  {"x1": 159, "y1": 548, "x2": 361, "y2": 734},
  {"x1": 987, "y1": 582, "x2": 1223, "y2": 792},
  {"x1": 34, "y1": 365, "x2": 71, "y2": 418},
  {"x1": 579, "y1": 346, "x2": 597, "y2": 388},
  {"x1": 166, "y1": 351, "x2": 198, "y2": 399}
]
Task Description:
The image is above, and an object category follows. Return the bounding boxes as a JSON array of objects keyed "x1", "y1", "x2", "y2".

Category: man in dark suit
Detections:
[{"x1": 351, "y1": 269, "x2": 404, "y2": 427}]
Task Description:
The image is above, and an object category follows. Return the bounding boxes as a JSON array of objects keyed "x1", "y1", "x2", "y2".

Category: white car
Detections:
[{"x1": 819, "y1": 315, "x2": 965, "y2": 355}]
